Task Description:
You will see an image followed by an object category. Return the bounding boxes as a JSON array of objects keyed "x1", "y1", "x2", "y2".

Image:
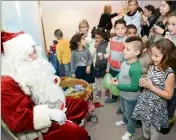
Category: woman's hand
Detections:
[
  {"x1": 86, "y1": 65, "x2": 91, "y2": 74},
  {"x1": 72, "y1": 73, "x2": 76, "y2": 77},
  {"x1": 153, "y1": 25, "x2": 164, "y2": 35},
  {"x1": 139, "y1": 78, "x2": 154, "y2": 90}
]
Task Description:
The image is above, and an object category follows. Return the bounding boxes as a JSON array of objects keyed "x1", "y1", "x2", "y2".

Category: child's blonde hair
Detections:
[
  {"x1": 104, "y1": 4, "x2": 112, "y2": 14},
  {"x1": 78, "y1": 19, "x2": 89, "y2": 30}
]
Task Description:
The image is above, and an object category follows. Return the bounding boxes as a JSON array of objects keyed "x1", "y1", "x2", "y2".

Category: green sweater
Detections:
[{"x1": 116, "y1": 60, "x2": 142, "y2": 100}]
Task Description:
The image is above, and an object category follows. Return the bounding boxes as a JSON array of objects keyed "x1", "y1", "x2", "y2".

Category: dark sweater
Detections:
[{"x1": 98, "y1": 13, "x2": 118, "y2": 31}]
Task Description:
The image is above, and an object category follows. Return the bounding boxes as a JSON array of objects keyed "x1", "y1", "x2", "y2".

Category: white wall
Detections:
[
  {"x1": 1, "y1": 1, "x2": 47, "y2": 58},
  {"x1": 40, "y1": 1, "x2": 160, "y2": 50}
]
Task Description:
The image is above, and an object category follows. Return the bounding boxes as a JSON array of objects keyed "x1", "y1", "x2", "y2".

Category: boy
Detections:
[
  {"x1": 111, "y1": 36, "x2": 143, "y2": 140},
  {"x1": 55, "y1": 29, "x2": 71, "y2": 77},
  {"x1": 126, "y1": 24, "x2": 137, "y2": 37},
  {"x1": 124, "y1": 0, "x2": 142, "y2": 36},
  {"x1": 105, "y1": 19, "x2": 127, "y2": 103}
]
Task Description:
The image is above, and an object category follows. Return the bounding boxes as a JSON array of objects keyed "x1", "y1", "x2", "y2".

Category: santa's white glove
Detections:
[{"x1": 49, "y1": 108, "x2": 67, "y2": 125}]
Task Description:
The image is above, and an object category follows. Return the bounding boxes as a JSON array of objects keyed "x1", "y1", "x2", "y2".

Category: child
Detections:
[
  {"x1": 105, "y1": 19, "x2": 127, "y2": 104},
  {"x1": 92, "y1": 28, "x2": 110, "y2": 99},
  {"x1": 165, "y1": 10, "x2": 176, "y2": 46},
  {"x1": 132, "y1": 38, "x2": 176, "y2": 140},
  {"x1": 78, "y1": 19, "x2": 91, "y2": 48},
  {"x1": 54, "y1": 29, "x2": 71, "y2": 77},
  {"x1": 70, "y1": 33, "x2": 93, "y2": 83},
  {"x1": 124, "y1": 0, "x2": 142, "y2": 36},
  {"x1": 126, "y1": 24, "x2": 137, "y2": 37},
  {"x1": 111, "y1": 36, "x2": 143, "y2": 140},
  {"x1": 139, "y1": 37, "x2": 153, "y2": 74}
]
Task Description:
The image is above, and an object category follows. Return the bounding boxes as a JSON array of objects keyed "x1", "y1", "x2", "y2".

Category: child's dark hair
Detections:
[
  {"x1": 91, "y1": 27, "x2": 110, "y2": 42},
  {"x1": 127, "y1": 24, "x2": 137, "y2": 31},
  {"x1": 70, "y1": 33, "x2": 84, "y2": 50},
  {"x1": 145, "y1": 5, "x2": 155, "y2": 15},
  {"x1": 128, "y1": 0, "x2": 138, "y2": 5},
  {"x1": 54, "y1": 29, "x2": 63, "y2": 39},
  {"x1": 152, "y1": 38, "x2": 176, "y2": 71},
  {"x1": 114, "y1": 19, "x2": 126, "y2": 28},
  {"x1": 125, "y1": 36, "x2": 143, "y2": 56}
]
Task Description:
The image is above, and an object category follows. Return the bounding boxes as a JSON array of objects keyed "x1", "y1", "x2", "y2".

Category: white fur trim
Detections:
[
  {"x1": 3, "y1": 34, "x2": 36, "y2": 56},
  {"x1": 33, "y1": 105, "x2": 51, "y2": 130}
]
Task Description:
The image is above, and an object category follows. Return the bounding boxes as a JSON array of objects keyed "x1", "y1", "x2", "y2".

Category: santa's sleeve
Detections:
[{"x1": 1, "y1": 76, "x2": 52, "y2": 133}]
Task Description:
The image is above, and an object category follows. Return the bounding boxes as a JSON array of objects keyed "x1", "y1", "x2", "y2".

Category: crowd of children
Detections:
[{"x1": 50, "y1": 0, "x2": 176, "y2": 140}]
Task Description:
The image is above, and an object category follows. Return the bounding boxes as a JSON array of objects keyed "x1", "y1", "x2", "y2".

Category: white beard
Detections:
[{"x1": 3, "y1": 55, "x2": 65, "y2": 109}]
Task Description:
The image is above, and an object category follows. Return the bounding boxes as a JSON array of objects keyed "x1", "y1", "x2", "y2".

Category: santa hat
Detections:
[{"x1": 1, "y1": 31, "x2": 36, "y2": 56}]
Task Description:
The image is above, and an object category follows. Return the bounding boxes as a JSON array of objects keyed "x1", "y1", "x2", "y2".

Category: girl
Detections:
[
  {"x1": 70, "y1": 33, "x2": 93, "y2": 83},
  {"x1": 165, "y1": 10, "x2": 176, "y2": 45},
  {"x1": 92, "y1": 28, "x2": 110, "y2": 99},
  {"x1": 78, "y1": 19, "x2": 91, "y2": 48},
  {"x1": 132, "y1": 38, "x2": 176, "y2": 140}
]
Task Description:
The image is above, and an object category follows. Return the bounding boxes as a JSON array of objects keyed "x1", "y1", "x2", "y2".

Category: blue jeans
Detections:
[
  {"x1": 62, "y1": 63, "x2": 71, "y2": 77},
  {"x1": 168, "y1": 88, "x2": 176, "y2": 118},
  {"x1": 120, "y1": 96, "x2": 137, "y2": 134}
]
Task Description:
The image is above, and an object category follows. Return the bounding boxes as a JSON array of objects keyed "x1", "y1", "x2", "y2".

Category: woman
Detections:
[{"x1": 98, "y1": 5, "x2": 118, "y2": 32}]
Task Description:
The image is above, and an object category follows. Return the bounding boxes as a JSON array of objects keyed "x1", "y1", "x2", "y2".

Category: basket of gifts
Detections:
[{"x1": 60, "y1": 77, "x2": 93, "y2": 101}]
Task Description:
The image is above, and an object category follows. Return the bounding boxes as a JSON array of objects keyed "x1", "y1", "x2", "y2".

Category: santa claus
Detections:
[{"x1": 1, "y1": 31, "x2": 91, "y2": 140}]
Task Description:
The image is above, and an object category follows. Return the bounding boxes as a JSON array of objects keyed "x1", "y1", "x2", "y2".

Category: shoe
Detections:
[
  {"x1": 121, "y1": 132, "x2": 134, "y2": 140},
  {"x1": 115, "y1": 120, "x2": 126, "y2": 127},
  {"x1": 105, "y1": 98, "x2": 117, "y2": 104},
  {"x1": 116, "y1": 107, "x2": 123, "y2": 114},
  {"x1": 96, "y1": 91, "x2": 101, "y2": 99},
  {"x1": 105, "y1": 90, "x2": 110, "y2": 98},
  {"x1": 88, "y1": 135, "x2": 91, "y2": 140},
  {"x1": 136, "y1": 120, "x2": 142, "y2": 128}
]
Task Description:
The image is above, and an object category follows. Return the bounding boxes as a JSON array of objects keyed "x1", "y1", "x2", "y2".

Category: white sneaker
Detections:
[
  {"x1": 121, "y1": 132, "x2": 134, "y2": 140},
  {"x1": 115, "y1": 120, "x2": 126, "y2": 127}
]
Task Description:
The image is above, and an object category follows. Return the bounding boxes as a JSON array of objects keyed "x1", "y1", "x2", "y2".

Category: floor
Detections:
[
  {"x1": 1, "y1": 94, "x2": 176, "y2": 140},
  {"x1": 86, "y1": 93, "x2": 176, "y2": 140}
]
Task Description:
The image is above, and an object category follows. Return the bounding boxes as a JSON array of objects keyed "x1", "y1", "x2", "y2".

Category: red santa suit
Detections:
[{"x1": 1, "y1": 31, "x2": 90, "y2": 140}]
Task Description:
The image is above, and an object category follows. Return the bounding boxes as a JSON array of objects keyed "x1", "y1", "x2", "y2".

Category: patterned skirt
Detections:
[{"x1": 132, "y1": 90, "x2": 168, "y2": 130}]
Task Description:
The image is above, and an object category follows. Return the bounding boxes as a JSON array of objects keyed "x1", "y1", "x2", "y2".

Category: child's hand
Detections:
[
  {"x1": 86, "y1": 65, "x2": 91, "y2": 74},
  {"x1": 110, "y1": 78, "x2": 118, "y2": 85},
  {"x1": 106, "y1": 69, "x2": 110, "y2": 73},
  {"x1": 72, "y1": 73, "x2": 76, "y2": 78},
  {"x1": 139, "y1": 78, "x2": 153, "y2": 90}
]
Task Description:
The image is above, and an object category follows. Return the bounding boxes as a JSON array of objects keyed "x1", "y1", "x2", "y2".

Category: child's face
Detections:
[
  {"x1": 167, "y1": 16, "x2": 176, "y2": 36},
  {"x1": 95, "y1": 34, "x2": 103, "y2": 43},
  {"x1": 126, "y1": 28, "x2": 137, "y2": 37},
  {"x1": 79, "y1": 24, "x2": 89, "y2": 35},
  {"x1": 114, "y1": 24, "x2": 127, "y2": 37},
  {"x1": 123, "y1": 42, "x2": 139, "y2": 60},
  {"x1": 78, "y1": 36, "x2": 86, "y2": 46},
  {"x1": 159, "y1": 1, "x2": 170, "y2": 17},
  {"x1": 128, "y1": 1, "x2": 138, "y2": 13},
  {"x1": 144, "y1": 8, "x2": 152, "y2": 17},
  {"x1": 151, "y1": 47, "x2": 163, "y2": 66}
]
